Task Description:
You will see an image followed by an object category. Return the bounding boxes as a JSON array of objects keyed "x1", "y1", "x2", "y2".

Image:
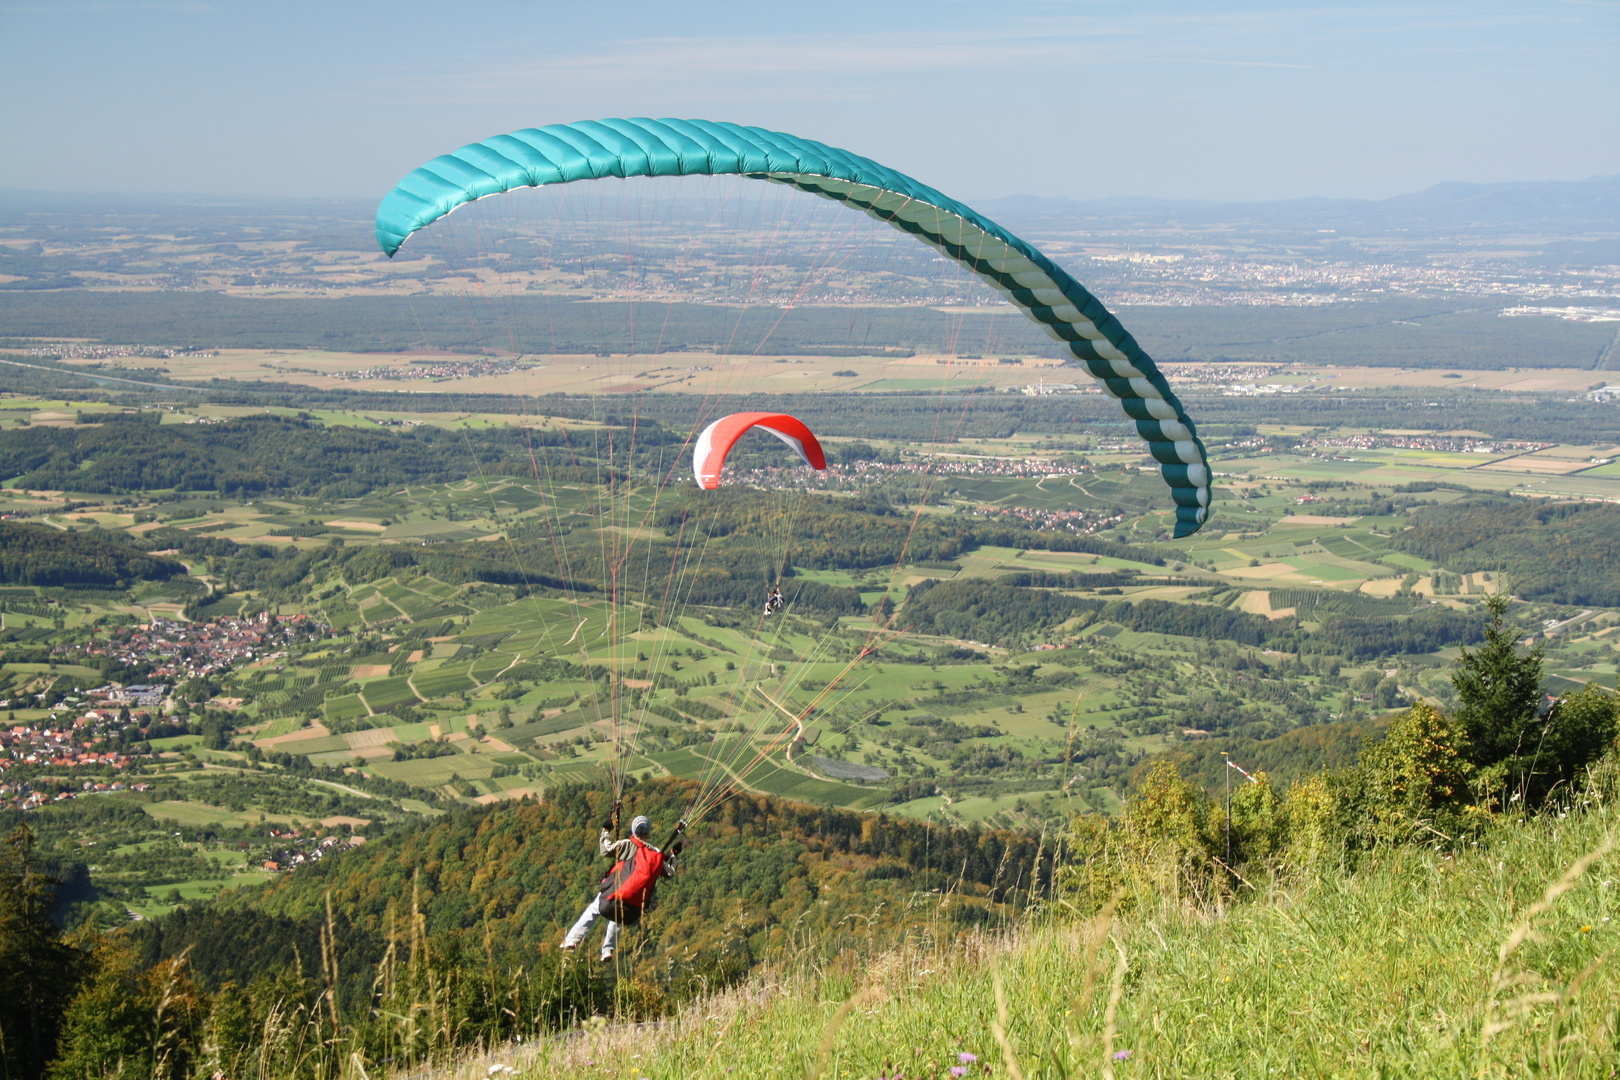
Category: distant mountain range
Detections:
[{"x1": 980, "y1": 174, "x2": 1620, "y2": 238}]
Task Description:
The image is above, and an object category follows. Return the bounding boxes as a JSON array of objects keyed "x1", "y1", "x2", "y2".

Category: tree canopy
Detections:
[{"x1": 0, "y1": 522, "x2": 185, "y2": 587}]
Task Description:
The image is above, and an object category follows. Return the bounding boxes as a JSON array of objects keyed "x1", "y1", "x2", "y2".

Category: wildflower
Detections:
[
  {"x1": 1114, "y1": 1050, "x2": 1132, "y2": 1061},
  {"x1": 1582, "y1": 925, "x2": 1592, "y2": 933},
  {"x1": 950, "y1": 1069, "x2": 968, "y2": 1078},
  {"x1": 959, "y1": 1053, "x2": 978, "y2": 1064}
]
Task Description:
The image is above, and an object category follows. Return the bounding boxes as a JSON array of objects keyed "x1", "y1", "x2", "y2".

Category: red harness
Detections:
[{"x1": 598, "y1": 835, "x2": 665, "y2": 914}]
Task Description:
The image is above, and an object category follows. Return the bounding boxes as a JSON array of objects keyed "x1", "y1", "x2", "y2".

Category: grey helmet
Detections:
[{"x1": 630, "y1": 815, "x2": 651, "y2": 839}]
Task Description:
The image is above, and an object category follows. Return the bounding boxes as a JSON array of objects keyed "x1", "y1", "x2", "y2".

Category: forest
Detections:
[
  {"x1": 901, "y1": 576, "x2": 1484, "y2": 657},
  {"x1": 0, "y1": 415, "x2": 603, "y2": 497},
  {"x1": 3, "y1": 287, "x2": 1617, "y2": 371},
  {"x1": 1389, "y1": 498, "x2": 1620, "y2": 606},
  {"x1": 141, "y1": 781, "x2": 1046, "y2": 986},
  {"x1": 1, "y1": 781, "x2": 1051, "y2": 1080},
  {"x1": 0, "y1": 522, "x2": 184, "y2": 588}
]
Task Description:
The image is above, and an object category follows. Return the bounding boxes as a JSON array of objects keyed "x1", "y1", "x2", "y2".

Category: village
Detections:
[
  {"x1": 1300, "y1": 433, "x2": 1556, "y2": 455},
  {"x1": 0, "y1": 695, "x2": 165, "y2": 808},
  {"x1": 65, "y1": 611, "x2": 323, "y2": 682},
  {"x1": 260, "y1": 829, "x2": 367, "y2": 873},
  {"x1": 731, "y1": 451, "x2": 1098, "y2": 491},
  {"x1": 341, "y1": 356, "x2": 527, "y2": 381},
  {"x1": 1, "y1": 613, "x2": 329, "y2": 811},
  {"x1": 0, "y1": 706, "x2": 153, "y2": 809}
]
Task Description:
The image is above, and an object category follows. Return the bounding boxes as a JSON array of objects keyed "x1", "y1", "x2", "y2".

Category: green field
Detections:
[{"x1": 360, "y1": 675, "x2": 421, "y2": 711}]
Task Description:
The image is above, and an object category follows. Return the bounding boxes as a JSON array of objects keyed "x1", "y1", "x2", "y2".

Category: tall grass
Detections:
[{"x1": 460, "y1": 799, "x2": 1618, "y2": 1079}]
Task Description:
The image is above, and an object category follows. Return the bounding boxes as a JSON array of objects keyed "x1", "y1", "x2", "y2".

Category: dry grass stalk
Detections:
[
  {"x1": 989, "y1": 964, "x2": 1026, "y2": 1080},
  {"x1": 1481, "y1": 828, "x2": 1615, "y2": 1053},
  {"x1": 1099, "y1": 940, "x2": 1128, "y2": 1080}
]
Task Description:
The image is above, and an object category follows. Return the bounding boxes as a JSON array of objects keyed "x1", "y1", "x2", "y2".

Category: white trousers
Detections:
[{"x1": 563, "y1": 899, "x2": 620, "y2": 953}]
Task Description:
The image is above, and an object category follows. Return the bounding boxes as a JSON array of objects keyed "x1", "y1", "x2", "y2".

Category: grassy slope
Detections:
[{"x1": 467, "y1": 803, "x2": 1618, "y2": 1079}]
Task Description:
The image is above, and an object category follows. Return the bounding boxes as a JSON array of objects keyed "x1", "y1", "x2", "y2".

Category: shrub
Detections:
[{"x1": 1347, "y1": 700, "x2": 1480, "y2": 845}]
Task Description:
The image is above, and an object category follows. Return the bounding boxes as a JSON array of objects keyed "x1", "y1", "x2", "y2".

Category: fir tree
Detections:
[
  {"x1": 1452, "y1": 595, "x2": 1545, "y2": 771},
  {"x1": 0, "y1": 826, "x2": 88, "y2": 1080},
  {"x1": 1452, "y1": 595, "x2": 1617, "y2": 805}
]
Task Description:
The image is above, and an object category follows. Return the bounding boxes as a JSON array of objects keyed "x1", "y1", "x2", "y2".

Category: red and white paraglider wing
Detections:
[{"x1": 692, "y1": 412, "x2": 828, "y2": 490}]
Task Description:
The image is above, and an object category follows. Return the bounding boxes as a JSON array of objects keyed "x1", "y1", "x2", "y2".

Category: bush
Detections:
[{"x1": 1343, "y1": 701, "x2": 1481, "y2": 846}]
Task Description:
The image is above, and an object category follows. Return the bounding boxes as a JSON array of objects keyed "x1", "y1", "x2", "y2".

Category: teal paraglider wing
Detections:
[{"x1": 375, "y1": 118, "x2": 1212, "y2": 537}]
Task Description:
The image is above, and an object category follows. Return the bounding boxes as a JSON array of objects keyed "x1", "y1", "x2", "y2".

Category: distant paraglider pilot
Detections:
[
  {"x1": 560, "y1": 807, "x2": 680, "y2": 962},
  {"x1": 764, "y1": 585, "x2": 785, "y2": 616}
]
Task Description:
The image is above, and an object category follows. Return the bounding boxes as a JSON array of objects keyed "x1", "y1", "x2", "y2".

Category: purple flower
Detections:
[
  {"x1": 1113, "y1": 1049, "x2": 1132, "y2": 1061},
  {"x1": 959, "y1": 1053, "x2": 978, "y2": 1064},
  {"x1": 950, "y1": 1069, "x2": 968, "y2": 1078}
]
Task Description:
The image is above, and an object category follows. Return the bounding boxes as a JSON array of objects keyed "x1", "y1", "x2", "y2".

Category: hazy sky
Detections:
[{"x1": 2, "y1": 0, "x2": 1615, "y2": 203}]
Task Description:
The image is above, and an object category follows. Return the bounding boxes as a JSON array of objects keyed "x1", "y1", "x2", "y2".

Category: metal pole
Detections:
[{"x1": 1223, "y1": 752, "x2": 1231, "y2": 864}]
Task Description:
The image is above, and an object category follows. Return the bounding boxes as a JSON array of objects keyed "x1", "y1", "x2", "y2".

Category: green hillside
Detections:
[
  {"x1": 0, "y1": 521, "x2": 184, "y2": 587},
  {"x1": 1390, "y1": 499, "x2": 1620, "y2": 606},
  {"x1": 499, "y1": 782, "x2": 1620, "y2": 1079},
  {"x1": 128, "y1": 779, "x2": 1045, "y2": 999}
]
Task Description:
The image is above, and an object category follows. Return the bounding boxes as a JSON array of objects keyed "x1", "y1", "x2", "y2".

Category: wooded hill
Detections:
[
  {"x1": 0, "y1": 522, "x2": 184, "y2": 587},
  {"x1": 900, "y1": 577, "x2": 1485, "y2": 658},
  {"x1": 131, "y1": 779, "x2": 1048, "y2": 1004},
  {"x1": 650, "y1": 489, "x2": 1170, "y2": 568},
  {"x1": 1389, "y1": 498, "x2": 1620, "y2": 606},
  {"x1": 0, "y1": 415, "x2": 610, "y2": 497}
]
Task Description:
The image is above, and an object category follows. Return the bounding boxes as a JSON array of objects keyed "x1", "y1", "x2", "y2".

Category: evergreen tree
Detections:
[
  {"x1": 1540, "y1": 685, "x2": 1620, "y2": 799},
  {"x1": 0, "y1": 826, "x2": 87, "y2": 1080},
  {"x1": 47, "y1": 944, "x2": 201, "y2": 1080},
  {"x1": 1452, "y1": 596, "x2": 1544, "y2": 764},
  {"x1": 1451, "y1": 595, "x2": 1615, "y2": 805}
]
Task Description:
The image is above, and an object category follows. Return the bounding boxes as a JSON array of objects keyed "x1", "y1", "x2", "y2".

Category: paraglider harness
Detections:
[
  {"x1": 764, "y1": 586, "x2": 785, "y2": 616},
  {"x1": 595, "y1": 809, "x2": 684, "y2": 927}
]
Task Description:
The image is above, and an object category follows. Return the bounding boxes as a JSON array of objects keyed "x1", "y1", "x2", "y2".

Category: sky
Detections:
[{"x1": 1, "y1": 0, "x2": 1616, "y2": 204}]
